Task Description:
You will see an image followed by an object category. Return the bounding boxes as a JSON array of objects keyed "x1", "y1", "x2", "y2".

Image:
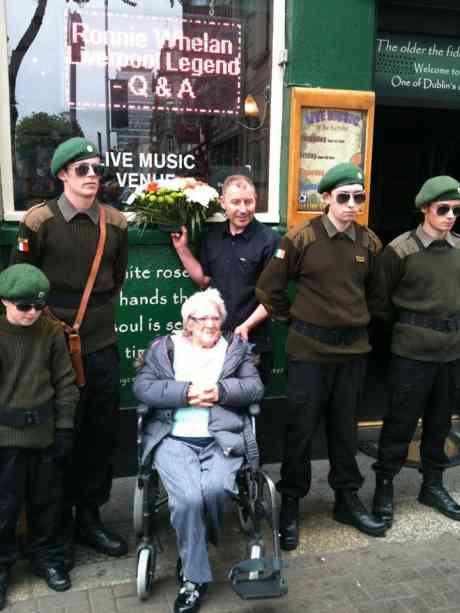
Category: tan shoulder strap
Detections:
[{"x1": 73, "y1": 205, "x2": 107, "y2": 332}]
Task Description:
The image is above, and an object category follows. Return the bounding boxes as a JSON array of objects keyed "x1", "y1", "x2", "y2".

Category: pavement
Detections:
[{"x1": 6, "y1": 455, "x2": 460, "y2": 612}]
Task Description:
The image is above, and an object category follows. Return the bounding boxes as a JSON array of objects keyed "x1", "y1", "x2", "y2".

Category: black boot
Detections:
[
  {"x1": 279, "y1": 495, "x2": 300, "y2": 551},
  {"x1": 75, "y1": 506, "x2": 128, "y2": 557},
  {"x1": 418, "y1": 469, "x2": 460, "y2": 520},
  {"x1": 333, "y1": 490, "x2": 386, "y2": 537},
  {"x1": 372, "y1": 477, "x2": 394, "y2": 528},
  {"x1": 0, "y1": 565, "x2": 9, "y2": 611},
  {"x1": 32, "y1": 564, "x2": 71, "y2": 592}
]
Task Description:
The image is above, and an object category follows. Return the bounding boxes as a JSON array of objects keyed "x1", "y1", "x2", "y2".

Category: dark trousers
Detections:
[
  {"x1": 0, "y1": 447, "x2": 64, "y2": 567},
  {"x1": 373, "y1": 356, "x2": 459, "y2": 478},
  {"x1": 277, "y1": 358, "x2": 366, "y2": 498},
  {"x1": 63, "y1": 345, "x2": 120, "y2": 509}
]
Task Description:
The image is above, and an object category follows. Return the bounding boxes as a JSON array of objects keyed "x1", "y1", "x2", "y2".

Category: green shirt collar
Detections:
[
  {"x1": 416, "y1": 224, "x2": 456, "y2": 248},
  {"x1": 57, "y1": 194, "x2": 99, "y2": 224},
  {"x1": 321, "y1": 213, "x2": 356, "y2": 242}
]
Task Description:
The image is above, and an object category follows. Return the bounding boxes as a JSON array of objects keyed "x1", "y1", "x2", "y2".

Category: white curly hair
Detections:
[{"x1": 181, "y1": 288, "x2": 227, "y2": 336}]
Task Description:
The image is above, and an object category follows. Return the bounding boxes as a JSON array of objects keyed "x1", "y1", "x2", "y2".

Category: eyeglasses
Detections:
[
  {"x1": 12, "y1": 299, "x2": 47, "y2": 312},
  {"x1": 335, "y1": 192, "x2": 366, "y2": 205},
  {"x1": 191, "y1": 316, "x2": 221, "y2": 324},
  {"x1": 70, "y1": 163, "x2": 105, "y2": 178},
  {"x1": 433, "y1": 203, "x2": 460, "y2": 217}
]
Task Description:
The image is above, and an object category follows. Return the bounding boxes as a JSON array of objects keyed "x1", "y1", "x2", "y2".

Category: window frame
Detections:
[{"x1": 0, "y1": 0, "x2": 284, "y2": 223}]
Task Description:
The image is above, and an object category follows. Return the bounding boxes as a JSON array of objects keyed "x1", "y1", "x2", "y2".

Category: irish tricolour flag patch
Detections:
[{"x1": 17, "y1": 237, "x2": 29, "y2": 252}]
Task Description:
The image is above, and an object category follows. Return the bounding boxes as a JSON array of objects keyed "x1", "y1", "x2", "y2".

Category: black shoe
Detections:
[
  {"x1": 33, "y1": 566, "x2": 71, "y2": 592},
  {"x1": 0, "y1": 566, "x2": 9, "y2": 611},
  {"x1": 372, "y1": 477, "x2": 394, "y2": 528},
  {"x1": 75, "y1": 506, "x2": 128, "y2": 557},
  {"x1": 333, "y1": 490, "x2": 386, "y2": 537},
  {"x1": 174, "y1": 579, "x2": 207, "y2": 613},
  {"x1": 418, "y1": 474, "x2": 460, "y2": 520},
  {"x1": 279, "y1": 494, "x2": 300, "y2": 551}
]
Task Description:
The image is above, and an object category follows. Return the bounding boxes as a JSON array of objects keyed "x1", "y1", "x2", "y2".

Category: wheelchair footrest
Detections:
[{"x1": 229, "y1": 557, "x2": 288, "y2": 600}]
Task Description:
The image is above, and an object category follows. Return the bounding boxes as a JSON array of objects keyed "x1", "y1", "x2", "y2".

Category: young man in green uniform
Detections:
[
  {"x1": 11, "y1": 137, "x2": 129, "y2": 562},
  {"x1": 0, "y1": 264, "x2": 78, "y2": 609},
  {"x1": 256, "y1": 163, "x2": 387, "y2": 550},
  {"x1": 373, "y1": 176, "x2": 460, "y2": 527}
]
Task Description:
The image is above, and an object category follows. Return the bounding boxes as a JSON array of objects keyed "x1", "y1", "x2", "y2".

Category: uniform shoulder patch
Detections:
[
  {"x1": 22, "y1": 201, "x2": 54, "y2": 232},
  {"x1": 450, "y1": 232, "x2": 460, "y2": 250},
  {"x1": 104, "y1": 204, "x2": 128, "y2": 230},
  {"x1": 389, "y1": 231, "x2": 420, "y2": 259},
  {"x1": 361, "y1": 225, "x2": 383, "y2": 255},
  {"x1": 286, "y1": 219, "x2": 316, "y2": 250}
]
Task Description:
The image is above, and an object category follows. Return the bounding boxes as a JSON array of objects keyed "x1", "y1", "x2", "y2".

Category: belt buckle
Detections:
[
  {"x1": 446, "y1": 319, "x2": 458, "y2": 332},
  {"x1": 24, "y1": 410, "x2": 39, "y2": 425}
]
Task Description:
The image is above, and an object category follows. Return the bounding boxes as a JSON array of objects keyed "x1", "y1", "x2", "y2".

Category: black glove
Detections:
[{"x1": 52, "y1": 429, "x2": 74, "y2": 464}]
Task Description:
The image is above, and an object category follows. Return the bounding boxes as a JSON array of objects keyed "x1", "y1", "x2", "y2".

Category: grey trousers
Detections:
[{"x1": 154, "y1": 437, "x2": 243, "y2": 583}]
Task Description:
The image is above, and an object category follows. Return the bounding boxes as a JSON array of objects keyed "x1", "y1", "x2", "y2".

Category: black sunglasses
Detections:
[
  {"x1": 434, "y1": 203, "x2": 460, "y2": 217},
  {"x1": 12, "y1": 299, "x2": 47, "y2": 312},
  {"x1": 335, "y1": 191, "x2": 366, "y2": 205},
  {"x1": 71, "y1": 163, "x2": 105, "y2": 178}
]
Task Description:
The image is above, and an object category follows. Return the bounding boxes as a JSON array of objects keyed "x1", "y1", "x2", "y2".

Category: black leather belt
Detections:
[
  {"x1": 47, "y1": 290, "x2": 113, "y2": 309},
  {"x1": 292, "y1": 318, "x2": 366, "y2": 345},
  {"x1": 399, "y1": 311, "x2": 460, "y2": 333},
  {"x1": 0, "y1": 402, "x2": 53, "y2": 427}
]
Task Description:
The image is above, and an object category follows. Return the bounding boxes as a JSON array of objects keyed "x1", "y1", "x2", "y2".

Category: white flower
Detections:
[{"x1": 184, "y1": 185, "x2": 219, "y2": 208}]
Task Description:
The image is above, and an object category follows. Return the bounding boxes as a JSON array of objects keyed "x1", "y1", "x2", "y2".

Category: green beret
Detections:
[
  {"x1": 415, "y1": 176, "x2": 460, "y2": 208},
  {"x1": 51, "y1": 137, "x2": 100, "y2": 176},
  {"x1": 318, "y1": 163, "x2": 365, "y2": 194},
  {"x1": 0, "y1": 264, "x2": 49, "y2": 301}
]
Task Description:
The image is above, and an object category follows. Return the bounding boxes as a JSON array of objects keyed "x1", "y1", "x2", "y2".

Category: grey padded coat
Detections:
[{"x1": 132, "y1": 333, "x2": 265, "y2": 467}]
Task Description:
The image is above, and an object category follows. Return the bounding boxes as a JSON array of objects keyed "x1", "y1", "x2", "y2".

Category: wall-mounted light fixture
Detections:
[{"x1": 238, "y1": 85, "x2": 271, "y2": 131}]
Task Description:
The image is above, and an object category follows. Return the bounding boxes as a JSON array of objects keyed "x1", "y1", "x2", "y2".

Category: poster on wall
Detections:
[
  {"x1": 287, "y1": 88, "x2": 375, "y2": 228},
  {"x1": 298, "y1": 108, "x2": 366, "y2": 213}
]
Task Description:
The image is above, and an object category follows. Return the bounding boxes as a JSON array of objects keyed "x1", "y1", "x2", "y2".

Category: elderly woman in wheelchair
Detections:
[{"x1": 133, "y1": 288, "x2": 273, "y2": 612}]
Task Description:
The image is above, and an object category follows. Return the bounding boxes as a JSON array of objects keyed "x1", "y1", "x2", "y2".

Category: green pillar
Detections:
[{"x1": 286, "y1": 0, "x2": 376, "y2": 90}]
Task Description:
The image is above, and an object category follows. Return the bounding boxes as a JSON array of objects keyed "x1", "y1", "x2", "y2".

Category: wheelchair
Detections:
[{"x1": 133, "y1": 403, "x2": 288, "y2": 602}]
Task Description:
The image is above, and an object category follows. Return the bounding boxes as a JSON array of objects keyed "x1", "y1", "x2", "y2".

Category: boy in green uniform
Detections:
[
  {"x1": 256, "y1": 163, "x2": 387, "y2": 550},
  {"x1": 0, "y1": 264, "x2": 78, "y2": 610},
  {"x1": 373, "y1": 176, "x2": 460, "y2": 527}
]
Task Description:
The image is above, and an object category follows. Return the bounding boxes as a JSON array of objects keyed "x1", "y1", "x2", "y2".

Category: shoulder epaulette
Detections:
[
  {"x1": 103, "y1": 204, "x2": 128, "y2": 230},
  {"x1": 388, "y1": 231, "x2": 421, "y2": 259},
  {"x1": 22, "y1": 201, "x2": 54, "y2": 232},
  {"x1": 286, "y1": 219, "x2": 316, "y2": 250},
  {"x1": 450, "y1": 232, "x2": 460, "y2": 250},
  {"x1": 361, "y1": 225, "x2": 383, "y2": 255}
]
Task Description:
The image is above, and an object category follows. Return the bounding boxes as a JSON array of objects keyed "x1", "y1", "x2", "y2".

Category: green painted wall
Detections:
[{"x1": 286, "y1": 0, "x2": 376, "y2": 90}]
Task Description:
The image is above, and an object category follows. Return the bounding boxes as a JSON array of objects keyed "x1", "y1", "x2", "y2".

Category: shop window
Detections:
[{"x1": 2, "y1": 0, "x2": 284, "y2": 220}]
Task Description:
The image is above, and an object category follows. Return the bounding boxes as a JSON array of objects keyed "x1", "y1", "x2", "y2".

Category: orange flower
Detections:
[{"x1": 147, "y1": 182, "x2": 159, "y2": 192}]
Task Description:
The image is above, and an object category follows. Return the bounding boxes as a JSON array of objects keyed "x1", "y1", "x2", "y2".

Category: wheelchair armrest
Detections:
[
  {"x1": 248, "y1": 404, "x2": 260, "y2": 417},
  {"x1": 137, "y1": 403, "x2": 150, "y2": 416}
]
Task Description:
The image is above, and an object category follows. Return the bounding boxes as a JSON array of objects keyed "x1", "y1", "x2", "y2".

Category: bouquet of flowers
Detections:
[{"x1": 125, "y1": 177, "x2": 224, "y2": 237}]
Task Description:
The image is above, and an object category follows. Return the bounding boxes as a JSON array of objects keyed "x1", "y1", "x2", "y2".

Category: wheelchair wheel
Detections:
[
  {"x1": 137, "y1": 546, "x2": 156, "y2": 601},
  {"x1": 133, "y1": 482, "x2": 144, "y2": 537}
]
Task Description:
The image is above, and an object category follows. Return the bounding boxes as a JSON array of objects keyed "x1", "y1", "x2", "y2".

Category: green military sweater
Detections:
[
  {"x1": 256, "y1": 214, "x2": 385, "y2": 362},
  {"x1": 382, "y1": 225, "x2": 460, "y2": 362},
  {"x1": 10, "y1": 195, "x2": 128, "y2": 354},
  {"x1": 0, "y1": 315, "x2": 78, "y2": 448}
]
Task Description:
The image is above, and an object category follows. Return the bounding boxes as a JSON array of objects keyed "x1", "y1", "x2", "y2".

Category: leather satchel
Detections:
[{"x1": 47, "y1": 206, "x2": 107, "y2": 387}]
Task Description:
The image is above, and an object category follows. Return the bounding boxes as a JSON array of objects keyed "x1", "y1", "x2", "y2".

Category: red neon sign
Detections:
[{"x1": 65, "y1": 10, "x2": 242, "y2": 116}]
